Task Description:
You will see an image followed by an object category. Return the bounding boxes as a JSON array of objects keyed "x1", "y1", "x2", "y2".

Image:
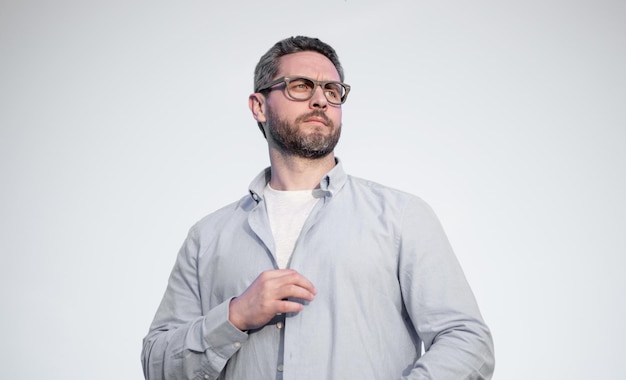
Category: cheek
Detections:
[{"x1": 330, "y1": 108, "x2": 342, "y2": 126}]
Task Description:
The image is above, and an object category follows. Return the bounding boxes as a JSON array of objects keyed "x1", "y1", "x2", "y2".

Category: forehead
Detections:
[{"x1": 277, "y1": 51, "x2": 340, "y2": 81}]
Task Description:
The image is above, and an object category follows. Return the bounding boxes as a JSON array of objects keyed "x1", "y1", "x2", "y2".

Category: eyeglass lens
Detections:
[{"x1": 286, "y1": 78, "x2": 346, "y2": 104}]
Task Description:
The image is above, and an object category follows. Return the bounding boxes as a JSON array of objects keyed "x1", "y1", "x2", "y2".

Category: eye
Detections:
[
  {"x1": 324, "y1": 83, "x2": 343, "y2": 99},
  {"x1": 288, "y1": 78, "x2": 314, "y2": 93}
]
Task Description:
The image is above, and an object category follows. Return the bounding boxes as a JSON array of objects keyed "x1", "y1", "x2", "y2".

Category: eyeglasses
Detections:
[{"x1": 256, "y1": 76, "x2": 351, "y2": 105}]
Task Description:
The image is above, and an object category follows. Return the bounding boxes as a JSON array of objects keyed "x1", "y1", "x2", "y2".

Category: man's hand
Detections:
[{"x1": 228, "y1": 269, "x2": 317, "y2": 331}]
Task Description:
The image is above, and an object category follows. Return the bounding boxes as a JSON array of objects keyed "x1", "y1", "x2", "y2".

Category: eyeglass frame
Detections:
[{"x1": 255, "y1": 76, "x2": 351, "y2": 105}]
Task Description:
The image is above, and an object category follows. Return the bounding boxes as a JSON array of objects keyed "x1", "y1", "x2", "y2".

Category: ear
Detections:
[{"x1": 249, "y1": 93, "x2": 267, "y2": 123}]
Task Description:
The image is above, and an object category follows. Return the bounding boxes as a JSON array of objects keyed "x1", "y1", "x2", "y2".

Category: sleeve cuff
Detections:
[{"x1": 202, "y1": 298, "x2": 249, "y2": 359}]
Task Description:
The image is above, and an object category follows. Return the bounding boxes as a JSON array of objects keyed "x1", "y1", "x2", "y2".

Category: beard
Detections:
[{"x1": 266, "y1": 108, "x2": 341, "y2": 159}]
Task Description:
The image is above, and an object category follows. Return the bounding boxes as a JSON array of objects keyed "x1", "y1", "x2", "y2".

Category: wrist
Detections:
[{"x1": 228, "y1": 297, "x2": 247, "y2": 331}]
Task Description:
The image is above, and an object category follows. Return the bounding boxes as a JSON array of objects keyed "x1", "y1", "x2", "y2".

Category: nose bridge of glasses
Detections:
[{"x1": 309, "y1": 80, "x2": 328, "y2": 102}]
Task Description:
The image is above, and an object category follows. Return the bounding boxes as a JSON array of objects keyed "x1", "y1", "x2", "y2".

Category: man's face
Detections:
[{"x1": 262, "y1": 51, "x2": 343, "y2": 159}]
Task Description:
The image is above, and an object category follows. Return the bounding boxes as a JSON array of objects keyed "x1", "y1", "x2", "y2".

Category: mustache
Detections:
[{"x1": 295, "y1": 110, "x2": 332, "y2": 126}]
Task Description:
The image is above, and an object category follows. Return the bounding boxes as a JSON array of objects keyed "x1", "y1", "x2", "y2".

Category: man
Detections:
[{"x1": 142, "y1": 36, "x2": 495, "y2": 380}]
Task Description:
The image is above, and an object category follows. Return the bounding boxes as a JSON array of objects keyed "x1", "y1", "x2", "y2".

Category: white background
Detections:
[{"x1": 1, "y1": 1, "x2": 625, "y2": 379}]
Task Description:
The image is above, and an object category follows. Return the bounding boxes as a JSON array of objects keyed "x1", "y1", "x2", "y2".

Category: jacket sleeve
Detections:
[
  {"x1": 398, "y1": 197, "x2": 495, "y2": 380},
  {"x1": 141, "y1": 226, "x2": 248, "y2": 380}
]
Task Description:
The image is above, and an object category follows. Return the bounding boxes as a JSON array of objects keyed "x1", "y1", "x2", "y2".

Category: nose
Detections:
[{"x1": 309, "y1": 84, "x2": 328, "y2": 109}]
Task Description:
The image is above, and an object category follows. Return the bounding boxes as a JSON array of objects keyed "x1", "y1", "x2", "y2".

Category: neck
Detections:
[{"x1": 267, "y1": 149, "x2": 336, "y2": 191}]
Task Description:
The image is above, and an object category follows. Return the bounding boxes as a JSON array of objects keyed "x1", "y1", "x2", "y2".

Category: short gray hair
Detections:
[{"x1": 254, "y1": 36, "x2": 345, "y2": 92}]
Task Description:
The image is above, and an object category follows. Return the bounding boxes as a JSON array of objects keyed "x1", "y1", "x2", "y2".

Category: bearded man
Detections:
[{"x1": 142, "y1": 36, "x2": 495, "y2": 380}]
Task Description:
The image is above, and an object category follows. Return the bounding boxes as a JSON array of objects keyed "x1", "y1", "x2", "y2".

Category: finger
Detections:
[
  {"x1": 272, "y1": 270, "x2": 317, "y2": 295},
  {"x1": 273, "y1": 299, "x2": 306, "y2": 314},
  {"x1": 273, "y1": 283, "x2": 317, "y2": 302}
]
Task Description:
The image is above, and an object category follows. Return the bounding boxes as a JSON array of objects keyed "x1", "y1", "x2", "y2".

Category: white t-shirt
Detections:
[{"x1": 263, "y1": 184, "x2": 322, "y2": 268}]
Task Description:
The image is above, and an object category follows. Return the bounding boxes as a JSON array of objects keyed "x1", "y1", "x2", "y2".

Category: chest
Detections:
[{"x1": 196, "y1": 201, "x2": 402, "y2": 311}]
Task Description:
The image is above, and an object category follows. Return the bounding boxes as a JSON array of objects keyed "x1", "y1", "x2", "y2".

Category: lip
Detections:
[{"x1": 303, "y1": 117, "x2": 328, "y2": 126}]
